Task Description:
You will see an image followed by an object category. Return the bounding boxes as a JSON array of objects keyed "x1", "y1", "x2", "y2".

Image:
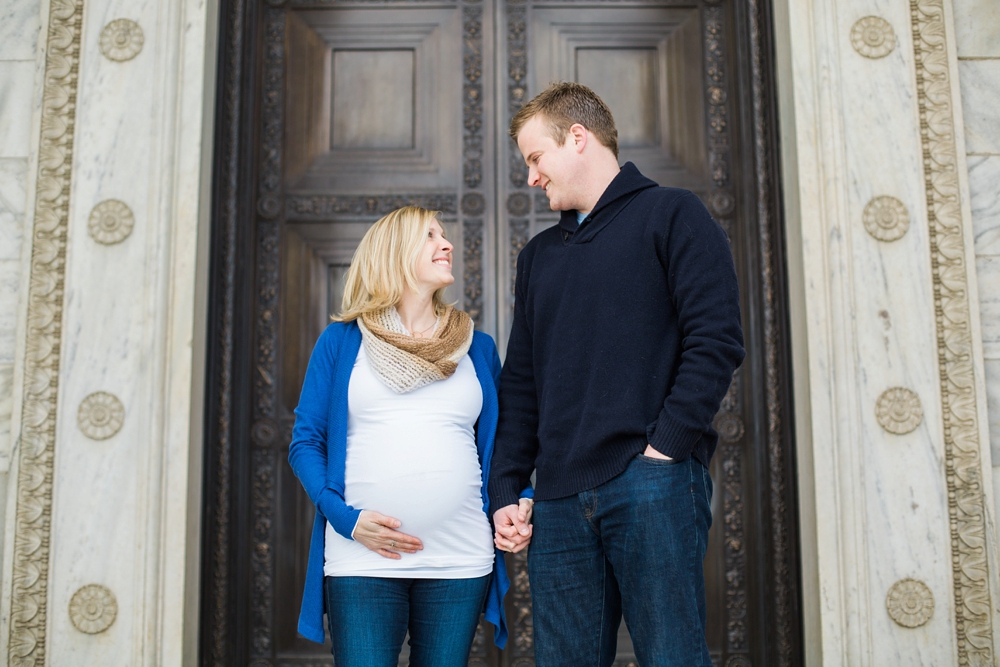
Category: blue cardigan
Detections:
[{"x1": 288, "y1": 320, "x2": 525, "y2": 647}]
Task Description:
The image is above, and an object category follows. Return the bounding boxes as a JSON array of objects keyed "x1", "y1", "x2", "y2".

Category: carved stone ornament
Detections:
[
  {"x1": 87, "y1": 199, "x2": 134, "y2": 245},
  {"x1": 875, "y1": 387, "x2": 922, "y2": 435},
  {"x1": 99, "y1": 19, "x2": 144, "y2": 62},
  {"x1": 68, "y1": 584, "x2": 118, "y2": 634},
  {"x1": 9, "y1": 1, "x2": 84, "y2": 662},
  {"x1": 851, "y1": 16, "x2": 896, "y2": 59},
  {"x1": 886, "y1": 578, "x2": 934, "y2": 628},
  {"x1": 863, "y1": 196, "x2": 909, "y2": 242},
  {"x1": 77, "y1": 392, "x2": 125, "y2": 440},
  {"x1": 910, "y1": 0, "x2": 994, "y2": 658}
]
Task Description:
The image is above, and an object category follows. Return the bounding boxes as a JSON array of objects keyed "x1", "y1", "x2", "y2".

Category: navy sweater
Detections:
[{"x1": 489, "y1": 163, "x2": 746, "y2": 509}]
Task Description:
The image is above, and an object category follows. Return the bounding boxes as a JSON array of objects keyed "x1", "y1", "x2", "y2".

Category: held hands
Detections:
[
  {"x1": 493, "y1": 497, "x2": 534, "y2": 553},
  {"x1": 353, "y1": 510, "x2": 423, "y2": 560}
]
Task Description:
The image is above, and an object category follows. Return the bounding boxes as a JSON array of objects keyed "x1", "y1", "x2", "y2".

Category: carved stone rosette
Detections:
[
  {"x1": 77, "y1": 391, "x2": 126, "y2": 440},
  {"x1": 68, "y1": 584, "x2": 118, "y2": 634},
  {"x1": 8, "y1": 1, "x2": 84, "y2": 664},
  {"x1": 886, "y1": 579, "x2": 934, "y2": 628},
  {"x1": 863, "y1": 196, "x2": 909, "y2": 242},
  {"x1": 851, "y1": 16, "x2": 896, "y2": 59},
  {"x1": 875, "y1": 387, "x2": 922, "y2": 435},
  {"x1": 88, "y1": 199, "x2": 135, "y2": 245},
  {"x1": 909, "y1": 0, "x2": 995, "y2": 661},
  {"x1": 99, "y1": 18, "x2": 144, "y2": 61}
]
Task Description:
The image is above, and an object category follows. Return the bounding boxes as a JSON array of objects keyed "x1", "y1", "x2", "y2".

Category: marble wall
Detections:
[
  {"x1": 953, "y1": 0, "x2": 1000, "y2": 537},
  {"x1": 0, "y1": 0, "x2": 996, "y2": 664},
  {"x1": 0, "y1": 0, "x2": 217, "y2": 665},
  {"x1": 777, "y1": 0, "x2": 1000, "y2": 663},
  {"x1": 0, "y1": 0, "x2": 42, "y2": 583}
]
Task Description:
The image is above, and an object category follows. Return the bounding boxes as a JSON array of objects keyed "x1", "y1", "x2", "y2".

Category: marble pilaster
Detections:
[
  {"x1": 777, "y1": 0, "x2": 1000, "y2": 663},
  {"x1": 0, "y1": 0, "x2": 216, "y2": 665}
]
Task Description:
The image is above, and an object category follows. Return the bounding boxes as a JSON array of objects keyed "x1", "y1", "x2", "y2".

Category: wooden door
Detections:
[{"x1": 201, "y1": 0, "x2": 802, "y2": 666}]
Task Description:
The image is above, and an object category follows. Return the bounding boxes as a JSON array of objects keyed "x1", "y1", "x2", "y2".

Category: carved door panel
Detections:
[
  {"x1": 203, "y1": 0, "x2": 801, "y2": 666},
  {"x1": 272, "y1": 2, "x2": 501, "y2": 665}
]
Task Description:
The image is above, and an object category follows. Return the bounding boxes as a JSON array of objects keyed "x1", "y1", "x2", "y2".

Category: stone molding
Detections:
[
  {"x1": 68, "y1": 584, "x2": 118, "y2": 634},
  {"x1": 875, "y1": 387, "x2": 923, "y2": 435},
  {"x1": 886, "y1": 578, "x2": 935, "y2": 629},
  {"x1": 863, "y1": 195, "x2": 910, "y2": 242},
  {"x1": 850, "y1": 16, "x2": 896, "y2": 59},
  {"x1": 7, "y1": 1, "x2": 85, "y2": 665},
  {"x1": 908, "y1": 0, "x2": 994, "y2": 662},
  {"x1": 99, "y1": 18, "x2": 144, "y2": 62}
]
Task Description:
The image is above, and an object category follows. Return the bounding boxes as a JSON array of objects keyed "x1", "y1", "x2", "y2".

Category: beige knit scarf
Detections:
[{"x1": 357, "y1": 306, "x2": 474, "y2": 393}]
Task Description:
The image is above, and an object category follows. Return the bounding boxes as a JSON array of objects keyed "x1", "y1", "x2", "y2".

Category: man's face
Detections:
[{"x1": 516, "y1": 115, "x2": 583, "y2": 211}]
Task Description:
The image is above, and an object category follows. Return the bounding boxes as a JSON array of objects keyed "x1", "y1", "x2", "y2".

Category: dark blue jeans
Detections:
[
  {"x1": 528, "y1": 455, "x2": 713, "y2": 667},
  {"x1": 324, "y1": 574, "x2": 489, "y2": 667}
]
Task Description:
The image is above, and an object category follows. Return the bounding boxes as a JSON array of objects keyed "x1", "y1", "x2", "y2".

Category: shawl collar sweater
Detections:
[
  {"x1": 489, "y1": 162, "x2": 746, "y2": 510},
  {"x1": 288, "y1": 321, "x2": 518, "y2": 647}
]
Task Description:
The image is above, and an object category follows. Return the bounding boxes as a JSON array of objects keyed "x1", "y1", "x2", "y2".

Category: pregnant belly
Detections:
[{"x1": 345, "y1": 467, "x2": 485, "y2": 541}]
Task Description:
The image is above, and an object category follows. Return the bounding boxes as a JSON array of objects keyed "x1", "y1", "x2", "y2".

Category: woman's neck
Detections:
[{"x1": 395, "y1": 289, "x2": 437, "y2": 337}]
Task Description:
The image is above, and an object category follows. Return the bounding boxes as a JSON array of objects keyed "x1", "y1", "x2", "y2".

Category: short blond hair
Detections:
[
  {"x1": 509, "y1": 82, "x2": 619, "y2": 159},
  {"x1": 334, "y1": 206, "x2": 450, "y2": 322}
]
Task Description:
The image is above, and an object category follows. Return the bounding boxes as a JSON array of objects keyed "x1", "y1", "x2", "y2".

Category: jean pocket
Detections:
[{"x1": 636, "y1": 453, "x2": 684, "y2": 466}]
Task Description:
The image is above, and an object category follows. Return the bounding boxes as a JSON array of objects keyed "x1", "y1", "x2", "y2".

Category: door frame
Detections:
[{"x1": 198, "y1": 0, "x2": 802, "y2": 664}]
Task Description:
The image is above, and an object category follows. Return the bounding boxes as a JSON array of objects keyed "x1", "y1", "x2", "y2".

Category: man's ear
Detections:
[{"x1": 568, "y1": 123, "x2": 588, "y2": 153}]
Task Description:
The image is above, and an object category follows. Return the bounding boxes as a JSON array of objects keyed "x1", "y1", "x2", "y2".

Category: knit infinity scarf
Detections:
[{"x1": 357, "y1": 306, "x2": 474, "y2": 394}]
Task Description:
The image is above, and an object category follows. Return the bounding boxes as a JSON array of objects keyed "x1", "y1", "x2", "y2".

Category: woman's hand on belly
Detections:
[{"x1": 353, "y1": 510, "x2": 424, "y2": 559}]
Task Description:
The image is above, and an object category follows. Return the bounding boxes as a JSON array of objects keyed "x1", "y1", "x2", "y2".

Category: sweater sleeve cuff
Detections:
[
  {"x1": 317, "y1": 489, "x2": 363, "y2": 541},
  {"x1": 647, "y1": 413, "x2": 704, "y2": 460},
  {"x1": 518, "y1": 486, "x2": 534, "y2": 500},
  {"x1": 490, "y1": 479, "x2": 522, "y2": 512}
]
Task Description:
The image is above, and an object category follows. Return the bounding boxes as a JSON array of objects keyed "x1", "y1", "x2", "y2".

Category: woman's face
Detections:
[{"x1": 413, "y1": 218, "x2": 454, "y2": 293}]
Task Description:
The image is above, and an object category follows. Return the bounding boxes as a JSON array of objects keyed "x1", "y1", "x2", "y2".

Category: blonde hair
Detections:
[
  {"x1": 334, "y1": 206, "x2": 451, "y2": 322},
  {"x1": 510, "y1": 82, "x2": 619, "y2": 159}
]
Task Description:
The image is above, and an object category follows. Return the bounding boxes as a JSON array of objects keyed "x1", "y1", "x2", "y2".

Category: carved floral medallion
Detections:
[
  {"x1": 99, "y1": 19, "x2": 144, "y2": 62},
  {"x1": 87, "y1": 199, "x2": 135, "y2": 245},
  {"x1": 69, "y1": 584, "x2": 118, "y2": 634},
  {"x1": 886, "y1": 578, "x2": 934, "y2": 628},
  {"x1": 77, "y1": 392, "x2": 125, "y2": 440},
  {"x1": 875, "y1": 387, "x2": 922, "y2": 435},
  {"x1": 863, "y1": 196, "x2": 909, "y2": 242},
  {"x1": 851, "y1": 16, "x2": 896, "y2": 59}
]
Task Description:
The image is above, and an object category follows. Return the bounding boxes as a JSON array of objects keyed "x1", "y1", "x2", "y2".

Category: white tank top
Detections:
[{"x1": 324, "y1": 345, "x2": 494, "y2": 578}]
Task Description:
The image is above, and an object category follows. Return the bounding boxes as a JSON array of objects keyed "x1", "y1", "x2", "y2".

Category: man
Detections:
[{"x1": 489, "y1": 82, "x2": 745, "y2": 667}]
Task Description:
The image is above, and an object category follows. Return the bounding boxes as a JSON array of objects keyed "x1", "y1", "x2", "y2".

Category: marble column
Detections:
[
  {"x1": 776, "y1": 0, "x2": 1000, "y2": 664},
  {"x1": 0, "y1": 0, "x2": 217, "y2": 665}
]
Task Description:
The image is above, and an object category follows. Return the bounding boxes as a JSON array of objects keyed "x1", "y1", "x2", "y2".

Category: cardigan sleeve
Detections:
[{"x1": 288, "y1": 324, "x2": 363, "y2": 540}]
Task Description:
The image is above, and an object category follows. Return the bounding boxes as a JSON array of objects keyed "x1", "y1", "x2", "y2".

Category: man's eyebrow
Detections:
[{"x1": 524, "y1": 151, "x2": 540, "y2": 165}]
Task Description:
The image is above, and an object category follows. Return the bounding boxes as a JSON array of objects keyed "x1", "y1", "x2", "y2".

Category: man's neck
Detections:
[{"x1": 578, "y1": 160, "x2": 621, "y2": 213}]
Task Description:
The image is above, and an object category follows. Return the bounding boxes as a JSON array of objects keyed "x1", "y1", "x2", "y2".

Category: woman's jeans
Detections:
[
  {"x1": 324, "y1": 574, "x2": 490, "y2": 667},
  {"x1": 528, "y1": 455, "x2": 714, "y2": 667}
]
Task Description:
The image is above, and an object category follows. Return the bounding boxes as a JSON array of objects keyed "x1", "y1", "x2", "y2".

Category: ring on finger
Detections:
[{"x1": 391, "y1": 540, "x2": 396, "y2": 548}]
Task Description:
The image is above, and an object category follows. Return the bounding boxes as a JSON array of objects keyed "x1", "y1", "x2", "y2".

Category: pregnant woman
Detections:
[{"x1": 288, "y1": 206, "x2": 531, "y2": 667}]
